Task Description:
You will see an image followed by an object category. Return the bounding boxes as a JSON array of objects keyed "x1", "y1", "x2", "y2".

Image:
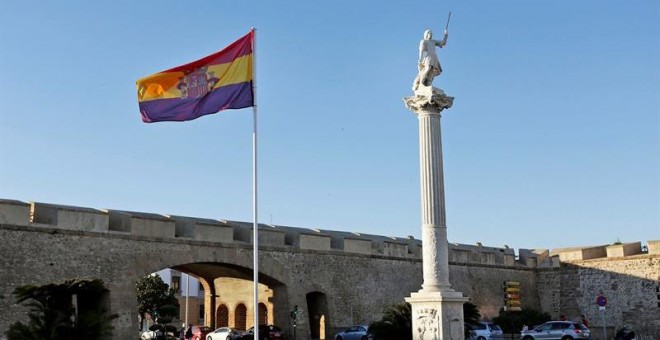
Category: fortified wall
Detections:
[{"x1": 0, "y1": 198, "x2": 658, "y2": 339}]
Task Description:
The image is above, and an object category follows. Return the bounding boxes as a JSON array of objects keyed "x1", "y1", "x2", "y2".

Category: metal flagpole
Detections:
[{"x1": 251, "y1": 27, "x2": 259, "y2": 340}]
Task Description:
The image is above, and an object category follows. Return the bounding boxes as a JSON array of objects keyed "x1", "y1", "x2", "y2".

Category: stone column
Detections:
[{"x1": 404, "y1": 88, "x2": 468, "y2": 340}]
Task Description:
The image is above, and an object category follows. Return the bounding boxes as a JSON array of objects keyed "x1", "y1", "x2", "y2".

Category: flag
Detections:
[{"x1": 136, "y1": 31, "x2": 254, "y2": 123}]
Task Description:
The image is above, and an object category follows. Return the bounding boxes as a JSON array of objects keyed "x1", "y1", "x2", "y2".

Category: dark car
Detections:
[{"x1": 238, "y1": 325, "x2": 284, "y2": 340}]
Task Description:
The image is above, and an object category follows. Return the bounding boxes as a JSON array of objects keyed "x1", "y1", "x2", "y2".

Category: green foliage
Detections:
[
  {"x1": 4, "y1": 279, "x2": 117, "y2": 340},
  {"x1": 492, "y1": 308, "x2": 551, "y2": 334},
  {"x1": 368, "y1": 301, "x2": 481, "y2": 340},
  {"x1": 136, "y1": 274, "x2": 179, "y2": 322},
  {"x1": 368, "y1": 302, "x2": 412, "y2": 340},
  {"x1": 463, "y1": 302, "x2": 481, "y2": 325}
]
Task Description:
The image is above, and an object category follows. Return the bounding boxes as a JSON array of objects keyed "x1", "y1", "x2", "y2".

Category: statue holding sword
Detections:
[{"x1": 413, "y1": 12, "x2": 451, "y2": 91}]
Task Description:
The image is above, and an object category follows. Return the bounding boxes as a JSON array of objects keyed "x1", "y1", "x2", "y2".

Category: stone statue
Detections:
[
  {"x1": 404, "y1": 28, "x2": 454, "y2": 113},
  {"x1": 413, "y1": 29, "x2": 448, "y2": 91}
]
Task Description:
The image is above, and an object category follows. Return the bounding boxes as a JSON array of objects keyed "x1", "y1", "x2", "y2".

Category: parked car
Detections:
[
  {"x1": 207, "y1": 326, "x2": 245, "y2": 340},
  {"x1": 466, "y1": 321, "x2": 504, "y2": 340},
  {"x1": 238, "y1": 325, "x2": 284, "y2": 340},
  {"x1": 141, "y1": 324, "x2": 179, "y2": 340},
  {"x1": 335, "y1": 325, "x2": 369, "y2": 340},
  {"x1": 189, "y1": 325, "x2": 213, "y2": 340},
  {"x1": 521, "y1": 321, "x2": 591, "y2": 340}
]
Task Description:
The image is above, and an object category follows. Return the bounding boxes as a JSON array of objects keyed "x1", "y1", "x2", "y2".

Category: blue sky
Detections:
[{"x1": 1, "y1": 1, "x2": 658, "y2": 250}]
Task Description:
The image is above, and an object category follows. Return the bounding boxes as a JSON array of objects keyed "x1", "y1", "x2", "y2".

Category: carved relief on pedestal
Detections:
[{"x1": 415, "y1": 308, "x2": 439, "y2": 340}]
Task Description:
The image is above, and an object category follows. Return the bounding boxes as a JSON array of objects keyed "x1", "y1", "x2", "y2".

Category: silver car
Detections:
[
  {"x1": 521, "y1": 321, "x2": 590, "y2": 340},
  {"x1": 334, "y1": 325, "x2": 369, "y2": 340}
]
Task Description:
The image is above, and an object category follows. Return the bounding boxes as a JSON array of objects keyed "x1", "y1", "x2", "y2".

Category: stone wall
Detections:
[
  {"x1": 1, "y1": 199, "x2": 658, "y2": 339},
  {"x1": 538, "y1": 254, "x2": 660, "y2": 339}
]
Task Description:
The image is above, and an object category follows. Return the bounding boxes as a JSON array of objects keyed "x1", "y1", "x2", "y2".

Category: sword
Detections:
[{"x1": 444, "y1": 11, "x2": 452, "y2": 33}]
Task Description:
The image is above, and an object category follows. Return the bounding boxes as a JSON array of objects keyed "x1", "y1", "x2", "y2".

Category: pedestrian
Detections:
[
  {"x1": 559, "y1": 315, "x2": 567, "y2": 321},
  {"x1": 580, "y1": 314, "x2": 589, "y2": 328},
  {"x1": 185, "y1": 323, "x2": 193, "y2": 340},
  {"x1": 179, "y1": 323, "x2": 186, "y2": 340}
]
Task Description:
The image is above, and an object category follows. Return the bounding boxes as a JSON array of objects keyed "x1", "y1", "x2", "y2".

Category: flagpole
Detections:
[{"x1": 251, "y1": 27, "x2": 260, "y2": 340}]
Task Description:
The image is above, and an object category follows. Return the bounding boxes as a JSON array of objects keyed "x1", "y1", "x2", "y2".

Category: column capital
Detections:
[{"x1": 403, "y1": 86, "x2": 454, "y2": 116}]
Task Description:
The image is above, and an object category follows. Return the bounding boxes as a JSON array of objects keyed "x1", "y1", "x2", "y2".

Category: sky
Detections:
[{"x1": 1, "y1": 0, "x2": 658, "y2": 251}]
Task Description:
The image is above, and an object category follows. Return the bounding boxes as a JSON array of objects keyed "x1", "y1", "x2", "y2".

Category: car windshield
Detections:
[
  {"x1": 472, "y1": 323, "x2": 487, "y2": 330},
  {"x1": 489, "y1": 324, "x2": 502, "y2": 331}
]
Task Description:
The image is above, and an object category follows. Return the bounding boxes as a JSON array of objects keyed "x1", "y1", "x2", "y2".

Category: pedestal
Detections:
[{"x1": 406, "y1": 291, "x2": 466, "y2": 340}]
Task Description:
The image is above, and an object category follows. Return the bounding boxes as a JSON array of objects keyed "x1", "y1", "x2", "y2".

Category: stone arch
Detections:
[
  {"x1": 216, "y1": 304, "x2": 229, "y2": 327},
  {"x1": 235, "y1": 303, "x2": 247, "y2": 330},
  {"x1": 258, "y1": 302, "x2": 268, "y2": 325}
]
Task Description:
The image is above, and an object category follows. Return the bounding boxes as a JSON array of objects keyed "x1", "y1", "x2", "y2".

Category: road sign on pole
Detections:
[{"x1": 597, "y1": 295, "x2": 608, "y2": 339}]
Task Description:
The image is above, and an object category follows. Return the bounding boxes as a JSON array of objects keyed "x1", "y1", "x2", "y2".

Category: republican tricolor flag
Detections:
[{"x1": 136, "y1": 30, "x2": 254, "y2": 123}]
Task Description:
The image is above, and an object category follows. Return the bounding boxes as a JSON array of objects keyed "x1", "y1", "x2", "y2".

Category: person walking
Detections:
[
  {"x1": 580, "y1": 314, "x2": 589, "y2": 328},
  {"x1": 185, "y1": 323, "x2": 193, "y2": 340}
]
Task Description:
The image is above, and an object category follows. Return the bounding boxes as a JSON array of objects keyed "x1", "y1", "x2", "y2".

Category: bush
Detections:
[{"x1": 492, "y1": 308, "x2": 551, "y2": 334}]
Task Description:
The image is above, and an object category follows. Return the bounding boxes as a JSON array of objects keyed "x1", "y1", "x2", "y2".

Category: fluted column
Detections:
[
  {"x1": 417, "y1": 108, "x2": 452, "y2": 292},
  {"x1": 405, "y1": 88, "x2": 466, "y2": 340}
]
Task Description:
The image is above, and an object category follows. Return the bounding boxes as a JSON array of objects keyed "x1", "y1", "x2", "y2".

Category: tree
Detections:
[
  {"x1": 368, "y1": 301, "x2": 481, "y2": 340},
  {"x1": 463, "y1": 302, "x2": 481, "y2": 325},
  {"x1": 136, "y1": 274, "x2": 179, "y2": 325},
  {"x1": 4, "y1": 279, "x2": 116, "y2": 340}
]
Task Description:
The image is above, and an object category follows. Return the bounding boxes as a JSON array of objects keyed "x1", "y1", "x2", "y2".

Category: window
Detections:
[{"x1": 171, "y1": 276, "x2": 181, "y2": 294}]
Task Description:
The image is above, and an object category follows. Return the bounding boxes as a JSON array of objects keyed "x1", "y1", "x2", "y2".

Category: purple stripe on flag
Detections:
[{"x1": 140, "y1": 82, "x2": 253, "y2": 123}]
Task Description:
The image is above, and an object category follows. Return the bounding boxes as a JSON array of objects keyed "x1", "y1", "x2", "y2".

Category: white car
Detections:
[
  {"x1": 206, "y1": 327, "x2": 245, "y2": 340},
  {"x1": 466, "y1": 322, "x2": 503, "y2": 340}
]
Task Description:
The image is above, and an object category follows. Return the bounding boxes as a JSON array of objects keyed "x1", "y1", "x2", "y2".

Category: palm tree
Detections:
[
  {"x1": 4, "y1": 279, "x2": 116, "y2": 340},
  {"x1": 368, "y1": 302, "x2": 412, "y2": 340}
]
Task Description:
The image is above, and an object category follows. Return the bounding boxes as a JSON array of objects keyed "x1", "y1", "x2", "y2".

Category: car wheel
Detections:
[
  {"x1": 522, "y1": 336, "x2": 534, "y2": 340},
  {"x1": 226, "y1": 337, "x2": 231, "y2": 340},
  {"x1": 561, "y1": 337, "x2": 573, "y2": 340},
  {"x1": 478, "y1": 337, "x2": 486, "y2": 340},
  {"x1": 337, "y1": 337, "x2": 343, "y2": 340}
]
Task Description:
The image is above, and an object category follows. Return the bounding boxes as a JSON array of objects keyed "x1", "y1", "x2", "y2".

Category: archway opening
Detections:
[{"x1": 306, "y1": 291, "x2": 328, "y2": 340}]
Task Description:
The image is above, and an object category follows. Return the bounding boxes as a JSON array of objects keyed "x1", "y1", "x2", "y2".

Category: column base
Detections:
[{"x1": 406, "y1": 290, "x2": 468, "y2": 340}]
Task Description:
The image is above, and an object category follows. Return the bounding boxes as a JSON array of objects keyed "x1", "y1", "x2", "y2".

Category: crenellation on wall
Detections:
[
  {"x1": 106, "y1": 209, "x2": 175, "y2": 238},
  {"x1": 0, "y1": 199, "x2": 30, "y2": 225},
  {"x1": 606, "y1": 242, "x2": 642, "y2": 258},
  {"x1": 383, "y1": 240, "x2": 408, "y2": 257},
  {"x1": 222, "y1": 220, "x2": 253, "y2": 243},
  {"x1": 1, "y1": 199, "x2": 656, "y2": 265},
  {"x1": 31, "y1": 201, "x2": 109, "y2": 232},
  {"x1": 343, "y1": 237, "x2": 372, "y2": 255},
  {"x1": 299, "y1": 232, "x2": 332, "y2": 251},
  {"x1": 519, "y1": 249, "x2": 548, "y2": 268},
  {"x1": 552, "y1": 245, "x2": 608, "y2": 262}
]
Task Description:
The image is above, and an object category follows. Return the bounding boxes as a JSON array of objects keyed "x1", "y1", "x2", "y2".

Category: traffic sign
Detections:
[{"x1": 596, "y1": 295, "x2": 607, "y2": 307}]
